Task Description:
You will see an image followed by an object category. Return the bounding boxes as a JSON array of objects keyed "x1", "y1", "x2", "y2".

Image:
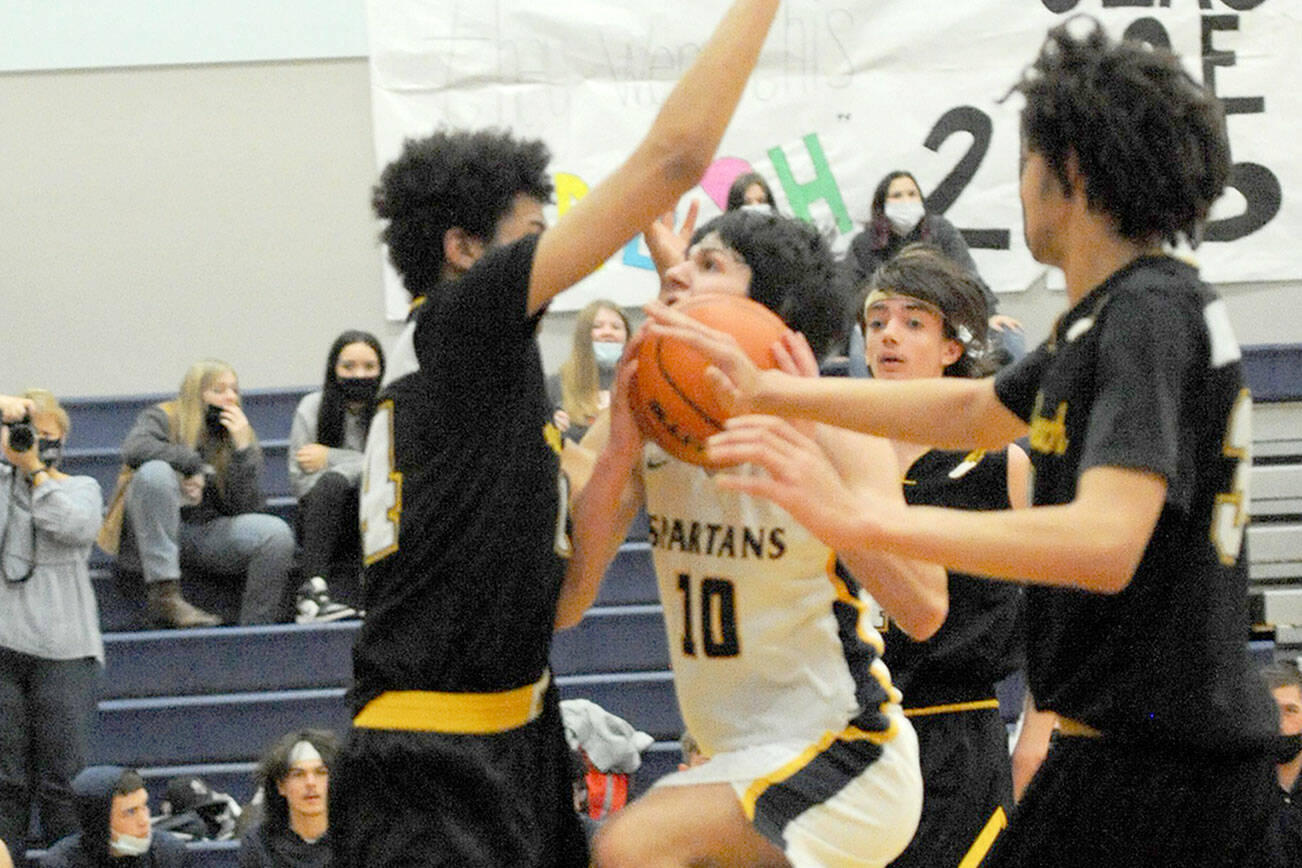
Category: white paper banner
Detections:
[{"x1": 368, "y1": 0, "x2": 1299, "y2": 316}]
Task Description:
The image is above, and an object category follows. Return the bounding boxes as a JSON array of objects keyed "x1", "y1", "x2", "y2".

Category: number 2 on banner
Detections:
[
  {"x1": 923, "y1": 106, "x2": 1010, "y2": 251},
  {"x1": 361, "y1": 401, "x2": 401, "y2": 564}
]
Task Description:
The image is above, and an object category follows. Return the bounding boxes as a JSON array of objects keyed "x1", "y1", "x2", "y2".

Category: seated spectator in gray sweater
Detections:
[{"x1": 108, "y1": 359, "x2": 294, "y2": 628}]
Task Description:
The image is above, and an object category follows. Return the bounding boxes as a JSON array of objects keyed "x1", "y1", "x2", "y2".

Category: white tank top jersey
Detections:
[{"x1": 641, "y1": 443, "x2": 902, "y2": 758}]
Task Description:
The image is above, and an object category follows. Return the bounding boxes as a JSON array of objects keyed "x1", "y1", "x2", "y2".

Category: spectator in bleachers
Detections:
[
  {"x1": 39, "y1": 766, "x2": 187, "y2": 867},
  {"x1": 108, "y1": 359, "x2": 294, "y2": 628},
  {"x1": 1256, "y1": 661, "x2": 1302, "y2": 867},
  {"x1": 0, "y1": 389, "x2": 104, "y2": 862},
  {"x1": 288, "y1": 331, "x2": 385, "y2": 622},
  {"x1": 547, "y1": 301, "x2": 629, "y2": 444},
  {"x1": 842, "y1": 170, "x2": 1023, "y2": 371},
  {"x1": 239, "y1": 729, "x2": 338, "y2": 868},
  {"x1": 724, "y1": 171, "x2": 775, "y2": 212}
]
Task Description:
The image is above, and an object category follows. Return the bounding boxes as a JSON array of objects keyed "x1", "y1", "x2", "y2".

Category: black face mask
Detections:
[
  {"x1": 37, "y1": 438, "x2": 63, "y2": 468},
  {"x1": 337, "y1": 376, "x2": 380, "y2": 403},
  {"x1": 204, "y1": 403, "x2": 227, "y2": 439}
]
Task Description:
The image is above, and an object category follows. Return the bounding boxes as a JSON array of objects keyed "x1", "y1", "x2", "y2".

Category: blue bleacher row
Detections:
[
  {"x1": 25, "y1": 342, "x2": 1302, "y2": 864},
  {"x1": 50, "y1": 384, "x2": 686, "y2": 847}
]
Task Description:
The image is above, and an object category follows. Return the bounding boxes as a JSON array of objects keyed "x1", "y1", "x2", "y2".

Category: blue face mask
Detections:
[{"x1": 592, "y1": 341, "x2": 624, "y2": 369}]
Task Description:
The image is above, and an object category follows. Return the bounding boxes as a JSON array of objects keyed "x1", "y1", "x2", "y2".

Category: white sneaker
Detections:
[{"x1": 295, "y1": 577, "x2": 359, "y2": 624}]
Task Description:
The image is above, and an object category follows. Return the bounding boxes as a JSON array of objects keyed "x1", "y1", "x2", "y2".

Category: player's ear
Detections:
[
  {"x1": 1062, "y1": 148, "x2": 1087, "y2": 201},
  {"x1": 443, "y1": 227, "x2": 486, "y2": 275},
  {"x1": 941, "y1": 338, "x2": 963, "y2": 367}
]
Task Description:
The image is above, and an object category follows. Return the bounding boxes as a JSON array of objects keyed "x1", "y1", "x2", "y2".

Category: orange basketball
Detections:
[{"x1": 630, "y1": 292, "x2": 789, "y2": 466}]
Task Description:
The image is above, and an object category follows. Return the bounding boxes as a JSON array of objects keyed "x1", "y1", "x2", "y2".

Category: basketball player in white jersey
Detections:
[{"x1": 563, "y1": 208, "x2": 945, "y2": 868}]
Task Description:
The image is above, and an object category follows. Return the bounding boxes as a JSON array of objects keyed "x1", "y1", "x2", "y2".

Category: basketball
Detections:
[{"x1": 630, "y1": 292, "x2": 790, "y2": 466}]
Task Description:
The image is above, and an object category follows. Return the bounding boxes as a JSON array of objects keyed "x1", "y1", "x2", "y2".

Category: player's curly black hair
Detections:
[
  {"x1": 691, "y1": 210, "x2": 849, "y2": 360},
  {"x1": 372, "y1": 128, "x2": 554, "y2": 298},
  {"x1": 1009, "y1": 17, "x2": 1230, "y2": 247}
]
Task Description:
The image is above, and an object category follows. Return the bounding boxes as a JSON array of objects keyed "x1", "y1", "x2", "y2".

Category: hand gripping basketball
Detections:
[{"x1": 629, "y1": 293, "x2": 789, "y2": 466}]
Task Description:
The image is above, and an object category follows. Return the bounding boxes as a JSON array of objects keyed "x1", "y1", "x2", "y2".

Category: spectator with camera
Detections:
[
  {"x1": 0, "y1": 389, "x2": 105, "y2": 865},
  {"x1": 102, "y1": 359, "x2": 294, "y2": 628}
]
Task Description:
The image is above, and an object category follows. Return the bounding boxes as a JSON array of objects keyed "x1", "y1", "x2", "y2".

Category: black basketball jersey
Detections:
[
  {"x1": 886, "y1": 448, "x2": 1024, "y2": 708},
  {"x1": 350, "y1": 234, "x2": 572, "y2": 712},
  {"x1": 994, "y1": 255, "x2": 1276, "y2": 750}
]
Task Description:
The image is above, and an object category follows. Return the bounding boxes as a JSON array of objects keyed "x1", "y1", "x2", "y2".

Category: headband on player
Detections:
[{"x1": 862, "y1": 288, "x2": 976, "y2": 349}]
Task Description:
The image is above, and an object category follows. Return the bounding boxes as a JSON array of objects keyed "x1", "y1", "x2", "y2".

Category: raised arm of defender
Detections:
[{"x1": 525, "y1": 0, "x2": 779, "y2": 316}]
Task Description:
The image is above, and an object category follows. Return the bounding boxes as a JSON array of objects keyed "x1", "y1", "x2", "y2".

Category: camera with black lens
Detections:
[{"x1": 5, "y1": 415, "x2": 35, "y2": 453}]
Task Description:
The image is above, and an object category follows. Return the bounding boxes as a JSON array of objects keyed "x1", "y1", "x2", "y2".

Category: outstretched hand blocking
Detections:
[{"x1": 644, "y1": 200, "x2": 700, "y2": 283}]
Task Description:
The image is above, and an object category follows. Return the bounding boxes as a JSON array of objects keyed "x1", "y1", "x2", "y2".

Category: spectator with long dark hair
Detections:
[
  {"x1": 288, "y1": 331, "x2": 384, "y2": 622},
  {"x1": 843, "y1": 171, "x2": 1023, "y2": 369},
  {"x1": 724, "y1": 171, "x2": 775, "y2": 212},
  {"x1": 239, "y1": 729, "x2": 339, "y2": 868}
]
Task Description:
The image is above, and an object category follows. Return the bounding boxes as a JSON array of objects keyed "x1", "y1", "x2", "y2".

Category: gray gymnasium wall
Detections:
[{"x1": 2, "y1": 48, "x2": 1297, "y2": 400}]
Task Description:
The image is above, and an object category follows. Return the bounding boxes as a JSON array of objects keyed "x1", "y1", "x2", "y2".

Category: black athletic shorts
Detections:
[
  {"x1": 984, "y1": 735, "x2": 1275, "y2": 868},
  {"x1": 889, "y1": 706, "x2": 1012, "y2": 868},
  {"x1": 330, "y1": 685, "x2": 588, "y2": 868}
]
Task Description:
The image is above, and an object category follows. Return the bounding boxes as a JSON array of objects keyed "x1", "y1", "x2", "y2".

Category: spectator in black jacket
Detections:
[
  {"x1": 239, "y1": 730, "x2": 338, "y2": 868},
  {"x1": 1257, "y1": 662, "x2": 1302, "y2": 867},
  {"x1": 39, "y1": 767, "x2": 188, "y2": 867}
]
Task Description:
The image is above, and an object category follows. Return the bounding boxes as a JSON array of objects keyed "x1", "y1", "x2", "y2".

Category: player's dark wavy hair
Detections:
[
  {"x1": 317, "y1": 329, "x2": 386, "y2": 449},
  {"x1": 1008, "y1": 17, "x2": 1230, "y2": 247},
  {"x1": 691, "y1": 210, "x2": 848, "y2": 360},
  {"x1": 863, "y1": 244, "x2": 993, "y2": 379},
  {"x1": 256, "y1": 728, "x2": 339, "y2": 833},
  {"x1": 372, "y1": 128, "x2": 554, "y2": 298}
]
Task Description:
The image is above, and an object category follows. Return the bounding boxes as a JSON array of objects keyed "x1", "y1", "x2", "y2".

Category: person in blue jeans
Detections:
[{"x1": 114, "y1": 359, "x2": 294, "y2": 628}]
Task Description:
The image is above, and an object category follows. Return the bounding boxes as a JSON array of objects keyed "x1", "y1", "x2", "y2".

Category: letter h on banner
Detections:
[{"x1": 768, "y1": 133, "x2": 853, "y2": 234}]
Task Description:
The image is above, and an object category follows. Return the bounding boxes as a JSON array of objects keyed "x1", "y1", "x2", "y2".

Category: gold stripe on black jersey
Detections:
[{"x1": 353, "y1": 671, "x2": 550, "y2": 734}]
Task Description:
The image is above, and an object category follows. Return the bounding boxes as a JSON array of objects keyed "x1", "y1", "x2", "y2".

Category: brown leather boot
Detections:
[{"x1": 147, "y1": 580, "x2": 221, "y2": 628}]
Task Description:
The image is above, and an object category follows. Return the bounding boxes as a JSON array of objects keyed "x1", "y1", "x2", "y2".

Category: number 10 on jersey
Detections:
[{"x1": 676, "y1": 573, "x2": 740, "y2": 658}]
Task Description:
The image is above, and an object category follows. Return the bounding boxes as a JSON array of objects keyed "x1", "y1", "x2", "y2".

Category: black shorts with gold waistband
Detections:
[
  {"x1": 985, "y1": 734, "x2": 1275, "y2": 868},
  {"x1": 888, "y1": 702, "x2": 1012, "y2": 868},
  {"x1": 330, "y1": 677, "x2": 588, "y2": 868}
]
